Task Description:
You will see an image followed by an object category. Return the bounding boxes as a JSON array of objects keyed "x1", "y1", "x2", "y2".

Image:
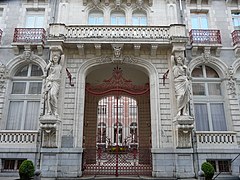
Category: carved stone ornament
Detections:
[
  {"x1": 40, "y1": 123, "x2": 57, "y2": 148},
  {"x1": 97, "y1": 56, "x2": 113, "y2": 63},
  {"x1": 174, "y1": 115, "x2": 194, "y2": 148},
  {"x1": 92, "y1": 0, "x2": 101, "y2": 5},
  {"x1": 201, "y1": 48, "x2": 214, "y2": 63},
  {"x1": 39, "y1": 115, "x2": 61, "y2": 148},
  {"x1": 20, "y1": 49, "x2": 36, "y2": 61},
  {"x1": 227, "y1": 66, "x2": 236, "y2": 97},
  {"x1": 0, "y1": 64, "x2": 7, "y2": 92}
]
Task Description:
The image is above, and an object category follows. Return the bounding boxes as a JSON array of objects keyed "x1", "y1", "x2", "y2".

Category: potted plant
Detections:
[
  {"x1": 18, "y1": 160, "x2": 35, "y2": 180},
  {"x1": 201, "y1": 161, "x2": 215, "y2": 180}
]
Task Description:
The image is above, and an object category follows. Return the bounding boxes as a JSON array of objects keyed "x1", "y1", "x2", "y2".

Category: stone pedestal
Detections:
[
  {"x1": 173, "y1": 115, "x2": 194, "y2": 148},
  {"x1": 39, "y1": 115, "x2": 61, "y2": 148}
]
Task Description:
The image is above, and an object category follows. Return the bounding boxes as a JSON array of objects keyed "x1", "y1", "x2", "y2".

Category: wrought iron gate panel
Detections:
[{"x1": 83, "y1": 66, "x2": 152, "y2": 176}]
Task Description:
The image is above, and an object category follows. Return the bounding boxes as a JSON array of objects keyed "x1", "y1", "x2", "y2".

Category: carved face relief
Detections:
[{"x1": 114, "y1": 47, "x2": 121, "y2": 58}]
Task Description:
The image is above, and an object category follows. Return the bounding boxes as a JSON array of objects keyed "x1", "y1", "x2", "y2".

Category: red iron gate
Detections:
[{"x1": 83, "y1": 66, "x2": 152, "y2": 176}]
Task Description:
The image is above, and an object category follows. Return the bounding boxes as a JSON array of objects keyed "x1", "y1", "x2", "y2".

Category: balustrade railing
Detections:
[
  {"x1": 13, "y1": 28, "x2": 46, "y2": 43},
  {"x1": 189, "y1": 29, "x2": 222, "y2": 44},
  {"x1": 0, "y1": 130, "x2": 38, "y2": 148},
  {"x1": 196, "y1": 131, "x2": 238, "y2": 149},
  {"x1": 65, "y1": 25, "x2": 170, "y2": 40},
  {"x1": 231, "y1": 30, "x2": 240, "y2": 46}
]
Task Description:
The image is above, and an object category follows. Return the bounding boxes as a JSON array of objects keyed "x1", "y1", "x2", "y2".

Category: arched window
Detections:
[
  {"x1": 192, "y1": 65, "x2": 227, "y2": 131},
  {"x1": 7, "y1": 64, "x2": 43, "y2": 130},
  {"x1": 132, "y1": 11, "x2": 147, "y2": 26},
  {"x1": 111, "y1": 11, "x2": 125, "y2": 25},
  {"x1": 88, "y1": 10, "x2": 104, "y2": 25}
]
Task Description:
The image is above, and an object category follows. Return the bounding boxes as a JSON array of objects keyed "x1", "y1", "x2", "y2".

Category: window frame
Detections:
[
  {"x1": 6, "y1": 63, "x2": 43, "y2": 130},
  {"x1": 25, "y1": 9, "x2": 45, "y2": 28},
  {"x1": 192, "y1": 65, "x2": 227, "y2": 131},
  {"x1": 191, "y1": 12, "x2": 209, "y2": 29},
  {"x1": 111, "y1": 11, "x2": 126, "y2": 25},
  {"x1": 88, "y1": 11, "x2": 104, "y2": 25}
]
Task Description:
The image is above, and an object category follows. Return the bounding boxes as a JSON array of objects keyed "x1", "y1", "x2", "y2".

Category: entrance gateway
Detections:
[{"x1": 82, "y1": 66, "x2": 152, "y2": 176}]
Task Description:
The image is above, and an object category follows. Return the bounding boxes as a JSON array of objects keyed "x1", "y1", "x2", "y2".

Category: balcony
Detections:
[
  {"x1": 0, "y1": 130, "x2": 38, "y2": 149},
  {"x1": 231, "y1": 30, "x2": 240, "y2": 56},
  {"x1": 48, "y1": 23, "x2": 187, "y2": 57},
  {"x1": 195, "y1": 131, "x2": 238, "y2": 149},
  {"x1": 12, "y1": 28, "x2": 46, "y2": 55},
  {"x1": 189, "y1": 29, "x2": 222, "y2": 56}
]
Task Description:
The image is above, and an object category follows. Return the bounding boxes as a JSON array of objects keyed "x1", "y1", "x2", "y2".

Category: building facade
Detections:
[{"x1": 0, "y1": 0, "x2": 239, "y2": 179}]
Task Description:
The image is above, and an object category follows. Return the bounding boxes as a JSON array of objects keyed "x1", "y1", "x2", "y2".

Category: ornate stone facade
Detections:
[{"x1": 0, "y1": 0, "x2": 239, "y2": 179}]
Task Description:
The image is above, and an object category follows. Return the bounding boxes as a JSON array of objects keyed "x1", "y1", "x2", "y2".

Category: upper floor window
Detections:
[
  {"x1": 111, "y1": 11, "x2": 125, "y2": 25},
  {"x1": 191, "y1": 13, "x2": 208, "y2": 29},
  {"x1": 132, "y1": 11, "x2": 147, "y2": 26},
  {"x1": 192, "y1": 65, "x2": 227, "y2": 131},
  {"x1": 7, "y1": 64, "x2": 43, "y2": 130},
  {"x1": 88, "y1": 11, "x2": 104, "y2": 25},
  {"x1": 232, "y1": 13, "x2": 240, "y2": 30},
  {"x1": 25, "y1": 10, "x2": 45, "y2": 28}
]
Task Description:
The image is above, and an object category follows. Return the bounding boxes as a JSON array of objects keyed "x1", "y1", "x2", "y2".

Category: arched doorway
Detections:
[{"x1": 82, "y1": 65, "x2": 152, "y2": 176}]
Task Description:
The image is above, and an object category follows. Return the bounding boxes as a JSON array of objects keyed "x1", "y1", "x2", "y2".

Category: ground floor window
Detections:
[
  {"x1": 1, "y1": 159, "x2": 26, "y2": 172},
  {"x1": 207, "y1": 159, "x2": 231, "y2": 173}
]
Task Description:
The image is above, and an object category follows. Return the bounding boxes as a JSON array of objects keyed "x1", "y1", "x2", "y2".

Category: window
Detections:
[
  {"x1": 191, "y1": 13, "x2": 208, "y2": 29},
  {"x1": 97, "y1": 122, "x2": 106, "y2": 144},
  {"x1": 25, "y1": 10, "x2": 45, "y2": 28},
  {"x1": 98, "y1": 105, "x2": 107, "y2": 115},
  {"x1": 111, "y1": 11, "x2": 125, "y2": 25},
  {"x1": 192, "y1": 65, "x2": 227, "y2": 131},
  {"x1": 7, "y1": 64, "x2": 43, "y2": 130},
  {"x1": 113, "y1": 105, "x2": 123, "y2": 117},
  {"x1": 114, "y1": 122, "x2": 122, "y2": 144},
  {"x1": 88, "y1": 11, "x2": 104, "y2": 25},
  {"x1": 207, "y1": 160, "x2": 231, "y2": 173},
  {"x1": 2, "y1": 159, "x2": 26, "y2": 172},
  {"x1": 232, "y1": 13, "x2": 240, "y2": 30},
  {"x1": 129, "y1": 105, "x2": 137, "y2": 116},
  {"x1": 132, "y1": 12, "x2": 147, "y2": 26}
]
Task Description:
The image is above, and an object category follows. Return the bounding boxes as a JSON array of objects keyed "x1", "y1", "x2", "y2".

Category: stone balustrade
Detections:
[
  {"x1": 0, "y1": 130, "x2": 38, "y2": 148},
  {"x1": 195, "y1": 131, "x2": 238, "y2": 149},
  {"x1": 49, "y1": 23, "x2": 187, "y2": 43}
]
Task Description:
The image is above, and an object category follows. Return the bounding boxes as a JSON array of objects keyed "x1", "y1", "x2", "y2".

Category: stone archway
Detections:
[{"x1": 82, "y1": 64, "x2": 152, "y2": 176}]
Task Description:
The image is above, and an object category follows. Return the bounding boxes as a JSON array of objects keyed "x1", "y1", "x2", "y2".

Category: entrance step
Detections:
[{"x1": 57, "y1": 176, "x2": 179, "y2": 180}]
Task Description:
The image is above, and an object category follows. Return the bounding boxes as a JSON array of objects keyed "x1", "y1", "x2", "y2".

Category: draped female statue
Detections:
[
  {"x1": 172, "y1": 55, "x2": 190, "y2": 116},
  {"x1": 44, "y1": 53, "x2": 62, "y2": 116}
]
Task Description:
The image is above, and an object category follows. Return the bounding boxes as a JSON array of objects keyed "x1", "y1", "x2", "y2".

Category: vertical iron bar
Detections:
[{"x1": 116, "y1": 95, "x2": 119, "y2": 177}]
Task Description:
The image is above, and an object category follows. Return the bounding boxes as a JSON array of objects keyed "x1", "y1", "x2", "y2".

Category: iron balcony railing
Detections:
[
  {"x1": 189, "y1": 29, "x2": 222, "y2": 45},
  {"x1": 231, "y1": 30, "x2": 240, "y2": 46},
  {"x1": 13, "y1": 28, "x2": 46, "y2": 43},
  {"x1": 0, "y1": 29, "x2": 2, "y2": 43}
]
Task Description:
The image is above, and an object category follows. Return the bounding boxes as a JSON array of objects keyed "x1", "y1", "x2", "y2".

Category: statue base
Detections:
[
  {"x1": 173, "y1": 115, "x2": 194, "y2": 148},
  {"x1": 39, "y1": 115, "x2": 61, "y2": 148}
]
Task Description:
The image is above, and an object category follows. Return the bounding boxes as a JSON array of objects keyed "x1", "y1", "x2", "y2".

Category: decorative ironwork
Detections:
[
  {"x1": 83, "y1": 66, "x2": 152, "y2": 177},
  {"x1": 0, "y1": 29, "x2": 2, "y2": 44},
  {"x1": 231, "y1": 30, "x2": 240, "y2": 46},
  {"x1": 83, "y1": 147, "x2": 152, "y2": 176},
  {"x1": 189, "y1": 29, "x2": 222, "y2": 44},
  {"x1": 86, "y1": 66, "x2": 149, "y2": 96},
  {"x1": 13, "y1": 28, "x2": 46, "y2": 43}
]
